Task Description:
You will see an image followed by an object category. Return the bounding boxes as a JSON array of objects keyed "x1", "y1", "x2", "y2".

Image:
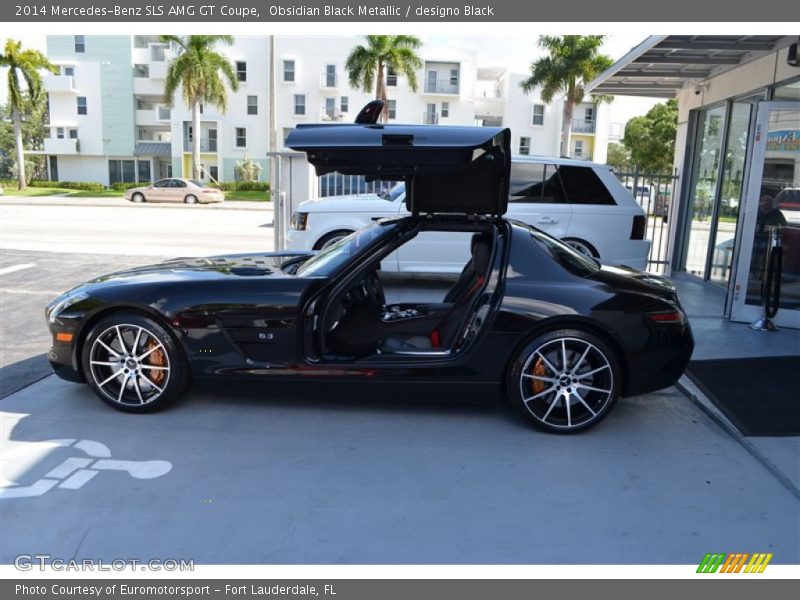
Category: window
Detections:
[
  {"x1": 150, "y1": 45, "x2": 166, "y2": 62},
  {"x1": 558, "y1": 165, "x2": 616, "y2": 205},
  {"x1": 48, "y1": 156, "x2": 58, "y2": 181},
  {"x1": 340, "y1": 96, "x2": 349, "y2": 113},
  {"x1": 519, "y1": 137, "x2": 531, "y2": 155},
  {"x1": 386, "y1": 66, "x2": 397, "y2": 87},
  {"x1": 509, "y1": 163, "x2": 566, "y2": 204},
  {"x1": 235, "y1": 127, "x2": 247, "y2": 148},
  {"x1": 441, "y1": 102, "x2": 449, "y2": 118},
  {"x1": 209, "y1": 165, "x2": 218, "y2": 182},
  {"x1": 68, "y1": 129, "x2": 78, "y2": 139},
  {"x1": 532, "y1": 104, "x2": 545, "y2": 126},
  {"x1": 283, "y1": 60, "x2": 295, "y2": 82},
  {"x1": 324, "y1": 97, "x2": 336, "y2": 120},
  {"x1": 236, "y1": 61, "x2": 247, "y2": 82},
  {"x1": 76, "y1": 97, "x2": 87, "y2": 115},
  {"x1": 74, "y1": 35, "x2": 85, "y2": 53},
  {"x1": 450, "y1": 68, "x2": 459, "y2": 86},
  {"x1": 137, "y1": 160, "x2": 151, "y2": 183},
  {"x1": 324, "y1": 64, "x2": 336, "y2": 87},
  {"x1": 573, "y1": 140, "x2": 584, "y2": 158},
  {"x1": 108, "y1": 159, "x2": 136, "y2": 184},
  {"x1": 133, "y1": 64, "x2": 149, "y2": 78},
  {"x1": 293, "y1": 94, "x2": 306, "y2": 116},
  {"x1": 64, "y1": 66, "x2": 75, "y2": 77},
  {"x1": 584, "y1": 106, "x2": 595, "y2": 123},
  {"x1": 247, "y1": 95, "x2": 258, "y2": 115},
  {"x1": 208, "y1": 128, "x2": 217, "y2": 152},
  {"x1": 387, "y1": 99, "x2": 396, "y2": 119},
  {"x1": 56, "y1": 127, "x2": 65, "y2": 139}
]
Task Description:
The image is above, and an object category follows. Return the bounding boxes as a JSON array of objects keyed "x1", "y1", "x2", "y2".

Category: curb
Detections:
[{"x1": 675, "y1": 375, "x2": 800, "y2": 500}]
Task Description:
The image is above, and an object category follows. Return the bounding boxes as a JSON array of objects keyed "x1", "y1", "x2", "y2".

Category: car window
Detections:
[
  {"x1": 509, "y1": 162, "x2": 566, "y2": 204},
  {"x1": 189, "y1": 179, "x2": 204, "y2": 187},
  {"x1": 153, "y1": 179, "x2": 169, "y2": 188},
  {"x1": 527, "y1": 226, "x2": 600, "y2": 275},
  {"x1": 559, "y1": 166, "x2": 616, "y2": 205},
  {"x1": 295, "y1": 223, "x2": 395, "y2": 278},
  {"x1": 172, "y1": 179, "x2": 187, "y2": 188}
]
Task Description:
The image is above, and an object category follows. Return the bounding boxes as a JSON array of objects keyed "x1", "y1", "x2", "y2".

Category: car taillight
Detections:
[
  {"x1": 646, "y1": 309, "x2": 684, "y2": 324},
  {"x1": 631, "y1": 215, "x2": 646, "y2": 240}
]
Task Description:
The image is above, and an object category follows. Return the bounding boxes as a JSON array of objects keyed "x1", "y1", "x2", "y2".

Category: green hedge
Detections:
[
  {"x1": 211, "y1": 181, "x2": 270, "y2": 192},
  {"x1": 110, "y1": 181, "x2": 142, "y2": 191},
  {"x1": 27, "y1": 180, "x2": 106, "y2": 191}
]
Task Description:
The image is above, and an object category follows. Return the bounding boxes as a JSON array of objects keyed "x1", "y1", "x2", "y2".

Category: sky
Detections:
[{"x1": 0, "y1": 33, "x2": 660, "y2": 122}]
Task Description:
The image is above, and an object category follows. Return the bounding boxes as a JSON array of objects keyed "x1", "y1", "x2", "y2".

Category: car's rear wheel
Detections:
[
  {"x1": 184, "y1": 194, "x2": 199, "y2": 204},
  {"x1": 131, "y1": 193, "x2": 145, "y2": 203},
  {"x1": 314, "y1": 230, "x2": 353, "y2": 250},
  {"x1": 507, "y1": 329, "x2": 621, "y2": 433},
  {"x1": 81, "y1": 313, "x2": 188, "y2": 412},
  {"x1": 564, "y1": 238, "x2": 598, "y2": 259}
]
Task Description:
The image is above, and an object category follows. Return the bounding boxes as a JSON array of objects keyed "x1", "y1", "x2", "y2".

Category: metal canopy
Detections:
[{"x1": 586, "y1": 35, "x2": 792, "y2": 98}]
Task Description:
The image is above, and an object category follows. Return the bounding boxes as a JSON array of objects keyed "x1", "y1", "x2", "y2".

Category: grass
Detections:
[
  {"x1": 0, "y1": 186, "x2": 75, "y2": 197},
  {"x1": 68, "y1": 189, "x2": 125, "y2": 198},
  {"x1": 224, "y1": 190, "x2": 271, "y2": 202}
]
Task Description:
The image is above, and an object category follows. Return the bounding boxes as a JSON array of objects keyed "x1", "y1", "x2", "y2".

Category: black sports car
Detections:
[{"x1": 46, "y1": 121, "x2": 693, "y2": 433}]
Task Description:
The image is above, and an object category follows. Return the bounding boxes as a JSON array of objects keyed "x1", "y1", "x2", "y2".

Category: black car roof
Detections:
[{"x1": 286, "y1": 123, "x2": 511, "y2": 216}]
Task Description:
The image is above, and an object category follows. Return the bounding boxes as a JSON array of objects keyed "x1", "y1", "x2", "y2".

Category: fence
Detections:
[
  {"x1": 613, "y1": 166, "x2": 679, "y2": 274},
  {"x1": 319, "y1": 173, "x2": 398, "y2": 198}
]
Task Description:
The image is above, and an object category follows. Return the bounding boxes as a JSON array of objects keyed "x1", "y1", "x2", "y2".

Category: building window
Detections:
[
  {"x1": 293, "y1": 94, "x2": 306, "y2": 116},
  {"x1": 137, "y1": 160, "x2": 151, "y2": 183},
  {"x1": 48, "y1": 156, "x2": 58, "y2": 181},
  {"x1": 441, "y1": 102, "x2": 449, "y2": 118},
  {"x1": 283, "y1": 60, "x2": 295, "y2": 82},
  {"x1": 573, "y1": 140, "x2": 584, "y2": 158},
  {"x1": 324, "y1": 97, "x2": 336, "y2": 120},
  {"x1": 208, "y1": 165, "x2": 218, "y2": 181},
  {"x1": 108, "y1": 159, "x2": 136, "y2": 184},
  {"x1": 56, "y1": 127, "x2": 65, "y2": 139},
  {"x1": 76, "y1": 97, "x2": 87, "y2": 115},
  {"x1": 68, "y1": 129, "x2": 78, "y2": 139},
  {"x1": 133, "y1": 64, "x2": 149, "y2": 78},
  {"x1": 386, "y1": 66, "x2": 397, "y2": 87},
  {"x1": 387, "y1": 99, "x2": 396, "y2": 120},
  {"x1": 64, "y1": 66, "x2": 75, "y2": 77},
  {"x1": 450, "y1": 68, "x2": 459, "y2": 86},
  {"x1": 235, "y1": 127, "x2": 247, "y2": 148},
  {"x1": 236, "y1": 61, "x2": 247, "y2": 82},
  {"x1": 324, "y1": 64, "x2": 336, "y2": 87},
  {"x1": 584, "y1": 106, "x2": 595, "y2": 124},
  {"x1": 74, "y1": 35, "x2": 85, "y2": 53},
  {"x1": 340, "y1": 96, "x2": 349, "y2": 113},
  {"x1": 519, "y1": 137, "x2": 531, "y2": 155},
  {"x1": 532, "y1": 104, "x2": 545, "y2": 126},
  {"x1": 247, "y1": 95, "x2": 258, "y2": 115}
]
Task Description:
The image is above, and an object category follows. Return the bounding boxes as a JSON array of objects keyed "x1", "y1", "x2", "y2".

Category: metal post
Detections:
[{"x1": 750, "y1": 226, "x2": 782, "y2": 332}]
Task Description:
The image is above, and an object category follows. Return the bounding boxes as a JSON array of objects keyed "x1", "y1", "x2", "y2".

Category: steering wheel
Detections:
[{"x1": 359, "y1": 271, "x2": 386, "y2": 315}]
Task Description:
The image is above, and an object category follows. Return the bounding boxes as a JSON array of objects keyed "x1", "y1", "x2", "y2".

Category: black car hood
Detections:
[
  {"x1": 286, "y1": 123, "x2": 511, "y2": 216},
  {"x1": 84, "y1": 252, "x2": 311, "y2": 286}
]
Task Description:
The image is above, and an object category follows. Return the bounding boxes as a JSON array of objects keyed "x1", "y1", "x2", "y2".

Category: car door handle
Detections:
[{"x1": 536, "y1": 216, "x2": 558, "y2": 224}]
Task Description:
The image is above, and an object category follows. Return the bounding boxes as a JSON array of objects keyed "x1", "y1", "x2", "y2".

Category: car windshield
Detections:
[
  {"x1": 295, "y1": 223, "x2": 395, "y2": 277},
  {"x1": 377, "y1": 182, "x2": 406, "y2": 201},
  {"x1": 526, "y1": 226, "x2": 600, "y2": 275}
]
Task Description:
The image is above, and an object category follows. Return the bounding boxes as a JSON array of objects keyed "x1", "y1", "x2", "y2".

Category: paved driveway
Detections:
[{"x1": 1, "y1": 376, "x2": 798, "y2": 564}]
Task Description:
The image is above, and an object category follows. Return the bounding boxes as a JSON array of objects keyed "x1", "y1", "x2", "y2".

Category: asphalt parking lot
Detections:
[{"x1": 1, "y1": 196, "x2": 798, "y2": 565}]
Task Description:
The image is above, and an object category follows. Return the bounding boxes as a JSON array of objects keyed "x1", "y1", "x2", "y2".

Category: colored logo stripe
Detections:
[{"x1": 697, "y1": 552, "x2": 772, "y2": 573}]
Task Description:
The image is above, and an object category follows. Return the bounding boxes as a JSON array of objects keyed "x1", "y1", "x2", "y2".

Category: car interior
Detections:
[{"x1": 318, "y1": 224, "x2": 498, "y2": 360}]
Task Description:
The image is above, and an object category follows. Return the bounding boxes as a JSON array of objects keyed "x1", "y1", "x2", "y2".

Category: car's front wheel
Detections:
[
  {"x1": 507, "y1": 329, "x2": 621, "y2": 433},
  {"x1": 314, "y1": 229, "x2": 354, "y2": 250},
  {"x1": 81, "y1": 312, "x2": 188, "y2": 412}
]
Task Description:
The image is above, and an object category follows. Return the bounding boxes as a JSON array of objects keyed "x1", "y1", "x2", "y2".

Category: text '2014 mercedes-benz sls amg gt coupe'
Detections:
[{"x1": 47, "y1": 107, "x2": 694, "y2": 433}]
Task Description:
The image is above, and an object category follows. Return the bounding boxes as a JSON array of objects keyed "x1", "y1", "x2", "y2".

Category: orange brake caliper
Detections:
[
  {"x1": 530, "y1": 358, "x2": 547, "y2": 395},
  {"x1": 145, "y1": 340, "x2": 166, "y2": 385}
]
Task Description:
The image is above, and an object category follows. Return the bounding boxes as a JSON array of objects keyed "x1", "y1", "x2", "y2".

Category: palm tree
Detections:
[
  {"x1": 520, "y1": 36, "x2": 613, "y2": 157},
  {"x1": 162, "y1": 35, "x2": 239, "y2": 180},
  {"x1": 0, "y1": 39, "x2": 56, "y2": 190},
  {"x1": 345, "y1": 35, "x2": 422, "y2": 122}
]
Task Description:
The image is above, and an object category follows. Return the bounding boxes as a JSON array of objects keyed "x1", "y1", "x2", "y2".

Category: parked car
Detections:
[
  {"x1": 47, "y1": 123, "x2": 693, "y2": 433},
  {"x1": 288, "y1": 156, "x2": 651, "y2": 271},
  {"x1": 123, "y1": 178, "x2": 224, "y2": 204}
]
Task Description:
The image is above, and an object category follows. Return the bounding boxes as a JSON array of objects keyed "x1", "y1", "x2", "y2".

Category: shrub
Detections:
[
  {"x1": 209, "y1": 181, "x2": 270, "y2": 192},
  {"x1": 29, "y1": 180, "x2": 105, "y2": 191},
  {"x1": 110, "y1": 181, "x2": 142, "y2": 191}
]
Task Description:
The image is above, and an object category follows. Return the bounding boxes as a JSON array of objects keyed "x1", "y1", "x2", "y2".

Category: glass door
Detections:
[{"x1": 730, "y1": 101, "x2": 800, "y2": 328}]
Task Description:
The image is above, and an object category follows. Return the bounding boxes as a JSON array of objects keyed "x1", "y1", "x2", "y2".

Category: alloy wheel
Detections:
[
  {"x1": 565, "y1": 239, "x2": 596, "y2": 258},
  {"x1": 518, "y1": 337, "x2": 614, "y2": 430},
  {"x1": 88, "y1": 324, "x2": 171, "y2": 406}
]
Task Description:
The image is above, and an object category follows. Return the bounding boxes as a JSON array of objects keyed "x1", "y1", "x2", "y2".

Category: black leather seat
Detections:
[{"x1": 381, "y1": 232, "x2": 493, "y2": 352}]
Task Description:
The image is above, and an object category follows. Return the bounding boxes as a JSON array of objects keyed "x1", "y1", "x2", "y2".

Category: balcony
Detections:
[
  {"x1": 183, "y1": 138, "x2": 217, "y2": 153},
  {"x1": 422, "y1": 112, "x2": 439, "y2": 125},
  {"x1": 44, "y1": 137, "x2": 79, "y2": 154},
  {"x1": 424, "y1": 79, "x2": 459, "y2": 95},
  {"x1": 475, "y1": 96, "x2": 504, "y2": 120},
  {"x1": 135, "y1": 107, "x2": 171, "y2": 127},
  {"x1": 320, "y1": 72, "x2": 338, "y2": 88},
  {"x1": 572, "y1": 120, "x2": 596, "y2": 134},
  {"x1": 133, "y1": 76, "x2": 164, "y2": 96},
  {"x1": 43, "y1": 74, "x2": 75, "y2": 94}
]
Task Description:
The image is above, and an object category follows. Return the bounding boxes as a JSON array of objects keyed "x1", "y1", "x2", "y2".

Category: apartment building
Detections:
[
  {"x1": 42, "y1": 35, "x2": 270, "y2": 186},
  {"x1": 40, "y1": 35, "x2": 613, "y2": 187}
]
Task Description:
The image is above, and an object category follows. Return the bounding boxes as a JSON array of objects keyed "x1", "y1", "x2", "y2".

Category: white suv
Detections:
[{"x1": 287, "y1": 156, "x2": 651, "y2": 272}]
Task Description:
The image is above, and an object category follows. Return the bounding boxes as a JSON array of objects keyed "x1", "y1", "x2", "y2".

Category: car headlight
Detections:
[
  {"x1": 291, "y1": 211, "x2": 308, "y2": 231},
  {"x1": 47, "y1": 291, "x2": 90, "y2": 324}
]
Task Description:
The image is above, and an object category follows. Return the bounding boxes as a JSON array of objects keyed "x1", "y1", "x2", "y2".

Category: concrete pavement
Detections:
[{"x1": 0, "y1": 194, "x2": 273, "y2": 211}]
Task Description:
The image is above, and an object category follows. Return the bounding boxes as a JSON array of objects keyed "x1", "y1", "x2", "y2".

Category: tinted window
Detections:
[
  {"x1": 153, "y1": 179, "x2": 170, "y2": 188},
  {"x1": 528, "y1": 227, "x2": 600, "y2": 276},
  {"x1": 171, "y1": 179, "x2": 187, "y2": 188},
  {"x1": 559, "y1": 166, "x2": 616, "y2": 205},
  {"x1": 509, "y1": 162, "x2": 566, "y2": 204},
  {"x1": 295, "y1": 223, "x2": 394, "y2": 278}
]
